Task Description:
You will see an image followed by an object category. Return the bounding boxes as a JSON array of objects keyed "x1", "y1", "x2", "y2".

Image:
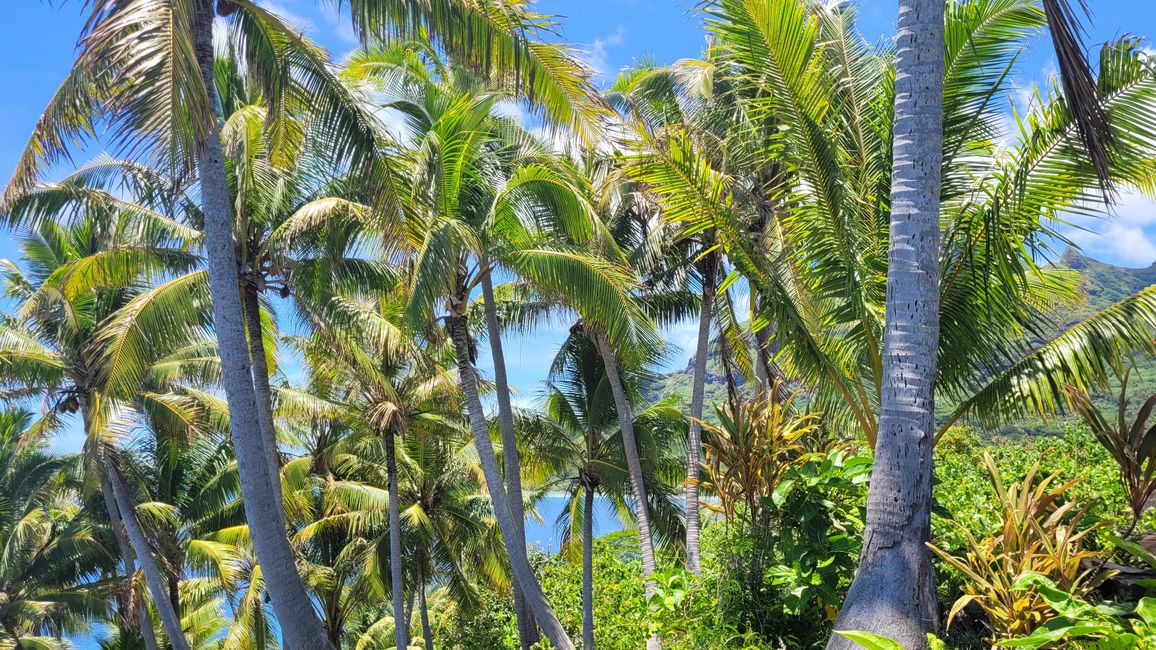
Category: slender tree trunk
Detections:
[
  {"x1": 478, "y1": 260, "x2": 539, "y2": 649},
  {"x1": 582, "y1": 486, "x2": 595, "y2": 650},
  {"x1": 136, "y1": 595, "x2": 161, "y2": 650},
  {"x1": 419, "y1": 576, "x2": 434, "y2": 650},
  {"x1": 590, "y1": 329, "x2": 661, "y2": 650},
  {"x1": 445, "y1": 312, "x2": 576, "y2": 650},
  {"x1": 828, "y1": 0, "x2": 944, "y2": 647},
  {"x1": 385, "y1": 427, "x2": 408, "y2": 650},
  {"x1": 100, "y1": 475, "x2": 161, "y2": 650},
  {"x1": 404, "y1": 585, "x2": 416, "y2": 642},
  {"x1": 243, "y1": 285, "x2": 284, "y2": 512},
  {"x1": 686, "y1": 264, "x2": 715, "y2": 576},
  {"x1": 190, "y1": 4, "x2": 333, "y2": 647},
  {"x1": 109, "y1": 468, "x2": 191, "y2": 650}
]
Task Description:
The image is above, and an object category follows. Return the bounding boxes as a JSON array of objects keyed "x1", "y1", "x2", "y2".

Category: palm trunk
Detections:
[
  {"x1": 109, "y1": 469, "x2": 190, "y2": 650},
  {"x1": 404, "y1": 586, "x2": 416, "y2": 642},
  {"x1": 828, "y1": 0, "x2": 944, "y2": 647},
  {"x1": 100, "y1": 476, "x2": 161, "y2": 650},
  {"x1": 478, "y1": 260, "x2": 539, "y2": 649},
  {"x1": 685, "y1": 264, "x2": 715, "y2": 576},
  {"x1": 590, "y1": 329, "x2": 661, "y2": 650},
  {"x1": 191, "y1": 4, "x2": 333, "y2": 647},
  {"x1": 243, "y1": 285, "x2": 284, "y2": 512},
  {"x1": 582, "y1": 486, "x2": 595, "y2": 650},
  {"x1": 385, "y1": 427, "x2": 407, "y2": 650},
  {"x1": 419, "y1": 578, "x2": 434, "y2": 650},
  {"x1": 445, "y1": 312, "x2": 576, "y2": 650}
]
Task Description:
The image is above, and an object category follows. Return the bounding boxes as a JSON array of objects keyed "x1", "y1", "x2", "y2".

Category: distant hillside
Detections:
[
  {"x1": 643, "y1": 349, "x2": 740, "y2": 419},
  {"x1": 1058, "y1": 248, "x2": 1156, "y2": 315},
  {"x1": 646, "y1": 249, "x2": 1156, "y2": 435}
]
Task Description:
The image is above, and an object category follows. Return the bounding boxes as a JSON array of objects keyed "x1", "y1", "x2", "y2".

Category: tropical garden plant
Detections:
[{"x1": 6, "y1": 0, "x2": 1156, "y2": 648}]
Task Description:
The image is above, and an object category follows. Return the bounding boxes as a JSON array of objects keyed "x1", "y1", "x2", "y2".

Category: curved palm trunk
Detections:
[
  {"x1": 385, "y1": 428, "x2": 407, "y2": 650},
  {"x1": 590, "y1": 329, "x2": 661, "y2": 650},
  {"x1": 582, "y1": 486, "x2": 595, "y2": 650},
  {"x1": 828, "y1": 0, "x2": 944, "y2": 647},
  {"x1": 100, "y1": 476, "x2": 161, "y2": 650},
  {"x1": 445, "y1": 312, "x2": 576, "y2": 650},
  {"x1": 478, "y1": 261, "x2": 539, "y2": 649},
  {"x1": 243, "y1": 286, "x2": 285, "y2": 512},
  {"x1": 191, "y1": 4, "x2": 333, "y2": 648},
  {"x1": 685, "y1": 265, "x2": 716, "y2": 576},
  {"x1": 109, "y1": 469, "x2": 191, "y2": 650}
]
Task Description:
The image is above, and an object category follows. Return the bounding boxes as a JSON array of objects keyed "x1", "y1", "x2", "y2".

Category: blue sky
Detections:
[{"x1": 3, "y1": 0, "x2": 1156, "y2": 449}]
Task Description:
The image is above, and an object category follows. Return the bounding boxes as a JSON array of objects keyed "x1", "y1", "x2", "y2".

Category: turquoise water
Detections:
[{"x1": 524, "y1": 494, "x2": 626, "y2": 553}]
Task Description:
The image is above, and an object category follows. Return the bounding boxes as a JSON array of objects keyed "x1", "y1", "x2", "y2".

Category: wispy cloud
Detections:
[
  {"x1": 258, "y1": 0, "x2": 317, "y2": 35},
  {"x1": 1063, "y1": 189, "x2": 1156, "y2": 266},
  {"x1": 581, "y1": 25, "x2": 627, "y2": 80}
]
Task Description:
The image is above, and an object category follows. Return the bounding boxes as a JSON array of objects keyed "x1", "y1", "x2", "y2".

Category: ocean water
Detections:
[{"x1": 524, "y1": 494, "x2": 626, "y2": 554}]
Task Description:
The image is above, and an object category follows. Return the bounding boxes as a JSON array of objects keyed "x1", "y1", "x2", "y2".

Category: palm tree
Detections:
[
  {"x1": 4, "y1": 3, "x2": 391, "y2": 644},
  {"x1": 833, "y1": 0, "x2": 1120, "y2": 642},
  {"x1": 0, "y1": 409, "x2": 110, "y2": 649},
  {"x1": 552, "y1": 154, "x2": 700, "y2": 650},
  {"x1": 522, "y1": 331, "x2": 687, "y2": 649},
  {"x1": 378, "y1": 45, "x2": 648, "y2": 649},
  {"x1": 621, "y1": 1, "x2": 1156, "y2": 644},
  {"x1": 0, "y1": 207, "x2": 206, "y2": 649},
  {"x1": 293, "y1": 279, "x2": 462, "y2": 649},
  {"x1": 609, "y1": 63, "x2": 744, "y2": 575},
  {"x1": 831, "y1": 0, "x2": 948, "y2": 642}
]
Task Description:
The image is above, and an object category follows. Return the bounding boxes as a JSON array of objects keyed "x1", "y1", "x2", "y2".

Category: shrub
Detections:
[
  {"x1": 929, "y1": 451, "x2": 1111, "y2": 643},
  {"x1": 700, "y1": 449, "x2": 870, "y2": 649}
]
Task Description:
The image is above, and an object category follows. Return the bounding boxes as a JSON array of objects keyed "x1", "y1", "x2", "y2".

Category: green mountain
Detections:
[
  {"x1": 1058, "y1": 248, "x2": 1156, "y2": 316},
  {"x1": 648, "y1": 249, "x2": 1156, "y2": 434}
]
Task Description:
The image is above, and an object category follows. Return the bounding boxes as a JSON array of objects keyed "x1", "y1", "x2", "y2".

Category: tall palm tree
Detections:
[
  {"x1": 522, "y1": 332, "x2": 686, "y2": 649},
  {"x1": 383, "y1": 46, "x2": 644, "y2": 650},
  {"x1": 830, "y1": 0, "x2": 948, "y2": 642},
  {"x1": 556, "y1": 154, "x2": 699, "y2": 650},
  {"x1": 0, "y1": 409, "x2": 110, "y2": 649},
  {"x1": 0, "y1": 207, "x2": 206, "y2": 649},
  {"x1": 622, "y1": 1, "x2": 1156, "y2": 644},
  {"x1": 833, "y1": 0, "x2": 1121, "y2": 643},
  {"x1": 4, "y1": 3, "x2": 391, "y2": 644},
  {"x1": 294, "y1": 278, "x2": 462, "y2": 649},
  {"x1": 609, "y1": 62, "x2": 743, "y2": 575}
]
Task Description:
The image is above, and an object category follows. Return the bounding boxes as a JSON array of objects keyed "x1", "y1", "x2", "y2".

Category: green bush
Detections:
[{"x1": 698, "y1": 450, "x2": 870, "y2": 649}]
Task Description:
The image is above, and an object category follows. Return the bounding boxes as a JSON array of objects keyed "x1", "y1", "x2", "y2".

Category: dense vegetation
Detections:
[{"x1": 5, "y1": 0, "x2": 1156, "y2": 648}]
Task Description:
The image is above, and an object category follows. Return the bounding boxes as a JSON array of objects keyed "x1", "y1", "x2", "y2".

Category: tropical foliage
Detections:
[{"x1": 5, "y1": 0, "x2": 1156, "y2": 648}]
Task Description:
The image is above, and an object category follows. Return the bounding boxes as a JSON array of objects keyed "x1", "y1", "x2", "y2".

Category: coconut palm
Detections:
[
  {"x1": 624, "y1": 1, "x2": 1156, "y2": 644},
  {"x1": 609, "y1": 60, "x2": 752, "y2": 575},
  {"x1": 377, "y1": 44, "x2": 648, "y2": 649},
  {"x1": 0, "y1": 409, "x2": 111, "y2": 649},
  {"x1": 3, "y1": 2, "x2": 390, "y2": 643},
  {"x1": 289, "y1": 278, "x2": 462, "y2": 649},
  {"x1": 0, "y1": 205, "x2": 208, "y2": 649},
  {"x1": 521, "y1": 331, "x2": 687, "y2": 649},
  {"x1": 834, "y1": 0, "x2": 1134, "y2": 640}
]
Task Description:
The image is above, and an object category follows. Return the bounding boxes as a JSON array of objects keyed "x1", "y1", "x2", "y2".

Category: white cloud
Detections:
[
  {"x1": 258, "y1": 0, "x2": 317, "y2": 35},
  {"x1": 582, "y1": 25, "x2": 627, "y2": 80},
  {"x1": 319, "y1": 2, "x2": 360, "y2": 47},
  {"x1": 1062, "y1": 189, "x2": 1156, "y2": 266}
]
